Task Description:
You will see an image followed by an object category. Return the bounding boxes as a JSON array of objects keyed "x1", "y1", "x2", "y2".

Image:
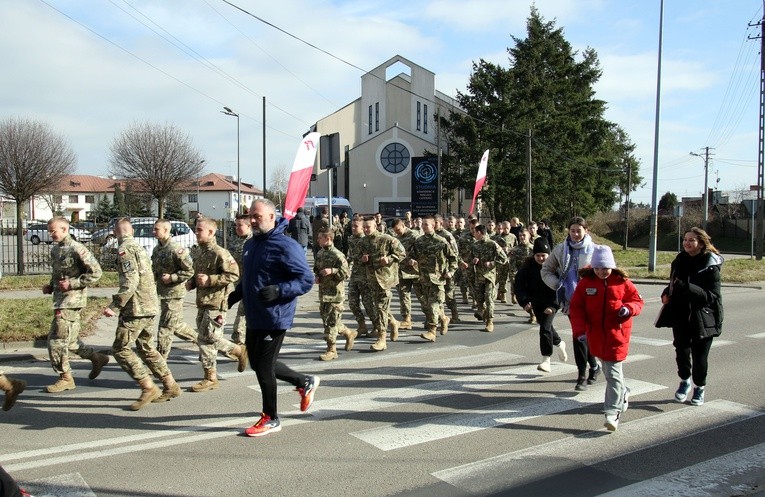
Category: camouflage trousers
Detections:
[
  {"x1": 157, "y1": 298, "x2": 198, "y2": 359},
  {"x1": 48, "y1": 308, "x2": 99, "y2": 375},
  {"x1": 196, "y1": 308, "x2": 237, "y2": 370},
  {"x1": 320, "y1": 302, "x2": 345, "y2": 344},
  {"x1": 496, "y1": 265, "x2": 510, "y2": 299},
  {"x1": 464, "y1": 266, "x2": 477, "y2": 302},
  {"x1": 113, "y1": 315, "x2": 170, "y2": 382},
  {"x1": 474, "y1": 277, "x2": 497, "y2": 320},
  {"x1": 369, "y1": 285, "x2": 394, "y2": 334},
  {"x1": 397, "y1": 278, "x2": 423, "y2": 319},
  {"x1": 444, "y1": 277, "x2": 457, "y2": 315},
  {"x1": 231, "y1": 303, "x2": 246, "y2": 345},
  {"x1": 348, "y1": 277, "x2": 374, "y2": 323},
  {"x1": 420, "y1": 281, "x2": 445, "y2": 328}
]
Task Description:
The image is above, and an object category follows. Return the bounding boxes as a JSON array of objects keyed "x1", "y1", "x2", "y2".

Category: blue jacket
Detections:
[{"x1": 235, "y1": 217, "x2": 313, "y2": 331}]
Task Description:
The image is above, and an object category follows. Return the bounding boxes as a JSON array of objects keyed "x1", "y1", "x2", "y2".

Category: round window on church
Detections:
[{"x1": 380, "y1": 142, "x2": 410, "y2": 174}]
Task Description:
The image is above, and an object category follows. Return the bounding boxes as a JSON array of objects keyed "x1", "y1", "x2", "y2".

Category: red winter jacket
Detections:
[{"x1": 569, "y1": 272, "x2": 644, "y2": 362}]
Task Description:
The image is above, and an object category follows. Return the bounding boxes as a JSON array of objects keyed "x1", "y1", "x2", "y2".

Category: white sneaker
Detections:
[
  {"x1": 557, "y1": 341, "x2": 568, "y2": 362},
  {"x1": 604, "y1": 412, "x2": 620, "y2": 432},
  {"x1": 537, "y1": 356, "x2": 551, "y2": 373},
  {"x1": 622, "y1": 387, "x2": 631, "y2": 412}
]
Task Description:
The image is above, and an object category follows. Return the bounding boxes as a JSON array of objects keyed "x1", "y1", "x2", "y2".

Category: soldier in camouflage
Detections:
[
  {"x1": 470, "y1": 224, "x2": 509, "y2": 332},
  {"x1": 103, "y1": 218, "x2": 181, "y2": 410},
  {"x1": 228, "y1": 214, "x2": 253, "y2": 345},
  {"x1": 452, "y1": 217, "x2": 470, "y2": 304},
  {"x1": 509, "y1": 229, "x2": 535, "y2": 322},
  {"x1": 358, "y1": 216, "x2": 406, "y2": 351},
  {"x1": 43, "y1": 217, "x2": 110, "y2": 393},
  {"x1": 311, "y1": 208, "x2": 329, "y2": 258},
  {"x1": 391, "y1": 218, "x2": 422, "y2": 333},
  {"x1": 458, "y1": 218, "x2": 479, "y2": 311},
  {"x1": 347, "y1": 216, "x2": 375, "y2": 336},
  {"x1": 412, "y1": 216, "x2": 458, "y2": 342},
  {"x1": 434, "y1": 214, "x2": 460, "y2": 328},
  {"x1": 151, "y1": 219, "x2": 197, "y2": 359},
  {"x1": 314, "y1": 228, "x2": 353, "y2": 360},
  {"x1": 492, "y1": 221, "x2": 518, "y2": 304},
  {"x1": 187, "y1": 217, "x2": 248, "y2": 392}
]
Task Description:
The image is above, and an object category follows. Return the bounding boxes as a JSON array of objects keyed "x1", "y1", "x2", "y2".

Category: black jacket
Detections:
[
  {"x1": 514, "y1": 256, "x2": 558, "y2": 313},
  {"x1": 662, "y1": 251, "x2": 724, "y2": 338},
  {"x1": 288, "y1": 212, "x2": 312, "y2": 247}
]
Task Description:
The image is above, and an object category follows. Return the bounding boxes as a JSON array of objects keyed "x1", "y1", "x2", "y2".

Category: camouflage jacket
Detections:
[
  {"x1": 49, "y1": 235, "x2": 102, "y2": 309},
  {"x1": 152, "y1": 238, "x2": 194, "y2": 300},
  {"x1": 458, "y1": 231, "x2": 476, "y2": 263},
  {"x1": 190, "y1": 240, "x2": 239, "y2": 311},
  {"x1": 314, "y1": 245, "x2": 350, "y2": 303},
  {"x1": 471, "y1": 238, "x2": 509, "y2": 283},
  {"x1": 229, "y1": 233, "x2": 253, "y2": 276},
  {"x1": 311, "y1": 216, "x2": 329, "y2": 246},
  {"x1": 347, "y1": 233, "x2": 366, "y2": 282},
  {"x1": 435, "y1": 227, "x2": 459, "y2": 260},
  {"x1": 396, "y1": 228, "x2": 421, "y2": 280},
  {"x1": 413, "y1": 233, "x2": 457, "y2": 286},
  {"x1": 492, "y1": 233, "x2": 518, "y2": 258},
  {"x1": 358, "y1": 231, "x2": 406, "y2": 290},
  {"x1": 509, "y1": 242, "x2": 534, "y2": 272},
  {"x1": 109, "y1": 235, "x2": 158, "y2": 317}
]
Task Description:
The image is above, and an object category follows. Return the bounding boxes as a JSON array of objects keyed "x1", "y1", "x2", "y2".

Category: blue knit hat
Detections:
[{"x1": 591, "y1": 245, "x2": 616, "y2": 269}]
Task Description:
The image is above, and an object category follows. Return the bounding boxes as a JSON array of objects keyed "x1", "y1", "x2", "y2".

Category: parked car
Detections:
[
  {"x1": 72, "y1": 221, "x2": 98, "y2": 232},
  {"x1": 92, "y1": 217, "x2": 158, "y2": 245},
  {"x1": 25, "y1": 223, "x2": 92, "y2": 245},
  {"x1": 100, "y1": 220, "x2": 195, "y2": 267}
]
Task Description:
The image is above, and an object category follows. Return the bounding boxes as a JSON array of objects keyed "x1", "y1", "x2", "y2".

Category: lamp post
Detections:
[{"x1": 221, "y1": 106, "x2": 240, "y2": 214}]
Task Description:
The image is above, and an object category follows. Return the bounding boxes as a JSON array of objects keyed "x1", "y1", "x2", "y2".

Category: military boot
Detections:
[
  {"x1": 0, "y1": 374, "x2": 26, "y2": 411},
  {"x1": 356, "y1": 320, "x2": 369, "y2": 337},
  {"x1": 88, "y1": 352, "x2": 110, "y2": 380},
  {"x1": 474, "y1": 305, "x2": 485, "y2": 321},
  {"x1": 320, "y1": 342, "x2": 338, "y2": 361},
  {"x1": 399, "y1": 315, "x2": 413, "y2": 330},
  {"x1": 451, "y1": 307, "x2": 461, "y2": 323},
  {"x1": 389, "y1": 318, "x2": 400, "y2": 342},
  {"x1": 233, "y1": 345, "x2": 248, "y2": 372},
  {"x1": 420, "y1": 326, "x2": 437, "y2": 342},
  {"x1": 131, "y1": 377, "x2": 162, "y2": 411},
  {"x1": 153, "y1": 373, "x2": 182, "y2": 403},
  {"x1": 485, "y1": 320, "x2": 495, "y2": 332},
  {"x1": 439, "y1": 313, "x2": 450, "y2": 335},
  {"x1": 461, "y1": 289, "x2": 469, "y2": 305},
  {"x1": 191, "y1": 368, "x2": 219, "y2": 392},
  {"x1": 343, "y1": 327, "x2": 358, "y2": 351},
  {"x1": 497, "y1": 292, "x2": 506, "y2": 303},
  {"x1": 370, "y1": 329, "x2": 387, "y2": 351},
  {"x1": 46, "y1": 372, "x2": 75, "y2": 393}
]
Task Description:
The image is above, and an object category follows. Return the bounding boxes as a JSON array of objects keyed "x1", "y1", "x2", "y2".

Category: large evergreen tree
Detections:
[{"x1": 440, "y1": 7, "x2": 641, "y2": 225}]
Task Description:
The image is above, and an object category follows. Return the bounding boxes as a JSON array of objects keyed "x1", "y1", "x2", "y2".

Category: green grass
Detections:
[
  {"x1": 0, "y1": 271, "x2": 119, "y2": 291},
  {"x1": 0, "y1": 297, "x2": 110, "y2": 343}
]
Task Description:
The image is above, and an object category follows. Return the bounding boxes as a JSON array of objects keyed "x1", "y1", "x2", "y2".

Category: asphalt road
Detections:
[{"x1": 1, "y1": 282, "x2": 764, "y2": 497}]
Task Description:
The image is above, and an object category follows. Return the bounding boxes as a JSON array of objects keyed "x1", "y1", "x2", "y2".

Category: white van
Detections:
[{"x1": 303, "y1": 196, "x2": 354, "y2": 221}]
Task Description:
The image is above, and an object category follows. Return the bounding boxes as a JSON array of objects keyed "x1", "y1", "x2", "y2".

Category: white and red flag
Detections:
[
  {"x1": 469, "y1": 150, "x2": 489, "y2": 215},
  {"x1": 282, "y1": 132, "x2": 320, "y2": 220}
]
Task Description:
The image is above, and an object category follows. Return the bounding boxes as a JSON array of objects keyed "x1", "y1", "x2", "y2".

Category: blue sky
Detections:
[{"x1": 0, "y1": 0, "x2": 760, "y2": 208}]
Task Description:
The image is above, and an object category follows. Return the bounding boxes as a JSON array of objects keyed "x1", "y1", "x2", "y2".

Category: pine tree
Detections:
[
  {"x1": 164, "y1": 193, "x2": 186, "y2": 220},
  {"x1": 113, "y1": 184, "x2": 127, "y2": 216}
]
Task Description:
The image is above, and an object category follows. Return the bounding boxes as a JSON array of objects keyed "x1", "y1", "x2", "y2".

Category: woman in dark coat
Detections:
[{"x1": 660, "y1": 227, "x2": 723, "y2": 406}]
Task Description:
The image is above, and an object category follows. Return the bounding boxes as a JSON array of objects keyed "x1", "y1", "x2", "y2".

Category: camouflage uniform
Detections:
[
  {"x1": 314, "y1": 244, "x2": 350, "y2": 346},
  {"x1": 509, "y1": 241, "x2": 534, "y2": 320},
  {"x1": 358, "y1": 231, "x2": 406, "y2": 348},
  {"x1": 190, "y1": 240, "x2": 240, "y2": 370},
  {"x1": 471, "y1": 238, "x2": 509, "y2": 327},
  {"x1": 458, "y1": 231, "x2": 477, "y2": 305},
  {"x1": 152, "y1": 238, "x2": 196, "y2": 358},
  {"x1": 311, "y1": 215, "x2": 329, "y2": 256},
  {"x1": 412, "y1": 233, "x2": 457, "y2": 337},
  {"x1": 449, "y1": 228, "x2": 467, "y2": 300},
  {"x1": 435, "y1": 227, "x2": 460, "y2": 320},
  {"x1": 347, "y1": 233, "x2": 375, "y2": 331},
  {"x1": 492, "y1": 232, "x2": 517, "y2": 302},
  {"x1": 47, "y1": 235, "x2": 103, "y2": 375},
  {"x1": 228, "y1": 233, "x2": 252, "y2": 345},
  {"x1": 109, "y1": 235, "x2": 170, "y2": 382},
  {"x1": 396, "y1": 228, "x2": 423, "y2": 323}
]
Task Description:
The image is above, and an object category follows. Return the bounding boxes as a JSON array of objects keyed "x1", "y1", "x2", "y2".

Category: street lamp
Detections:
[{"x1": 221, "y1": 106, "x2": 240, "y2": 214}]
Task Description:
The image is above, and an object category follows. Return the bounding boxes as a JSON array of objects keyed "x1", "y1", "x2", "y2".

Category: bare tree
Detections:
[
  {"x1": 109, "y1": 121, "x2": 204, "y2": 218},
  {"x1": 0, "y1": 117, "x2": 75, "y2": 274},
  {"x1": 268, "y1": 164, "x2": 289, "y2": 211}
]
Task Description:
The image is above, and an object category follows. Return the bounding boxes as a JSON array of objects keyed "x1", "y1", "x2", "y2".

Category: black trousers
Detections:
[
  {"x1": 246, "y1": 329, "x2": 308, "y2": 420},
  {"x1": 573, "y1": 336, "x2": 599, "y2": 377},
  {"x1": 672, "y1": 327, "x2": 714, "y2": 386},
  {"x1": 533, "y1": 305, "x2": 561, "y2": 357}
]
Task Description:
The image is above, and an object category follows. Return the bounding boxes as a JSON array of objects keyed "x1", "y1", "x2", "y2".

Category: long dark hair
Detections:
[{"x1": 686, "y1": 227, "x2": 719, "y2": 255}]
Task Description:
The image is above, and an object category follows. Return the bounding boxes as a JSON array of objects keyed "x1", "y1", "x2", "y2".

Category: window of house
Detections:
[
  {"x1": 424, "y1": 104, "x2": 428, "y2": 134},
  {"x1": 375, "y1": 102, "x2": 379, "y2": 132},
  {"x1": 85, "y1": 195, "x2": 95, "y2": 204},
  {"x1": 417, "y1": 101, "x2": 421, "y2": 131},
  {"x1": 368, "y1": 105, "x2": 373, "y2": 134},
  {"x1": 68, "y1": 195, "x2": 78, "y2": 204},
  {"x1": 188, "y1": 193, "x2": 198, "y2": 203},
  {"x1": 53, "y1": 195, "x2": 62, "y2": 204}
]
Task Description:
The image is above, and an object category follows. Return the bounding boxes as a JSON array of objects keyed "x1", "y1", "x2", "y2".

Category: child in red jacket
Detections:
[{"x1": 569, "y1": 245, "x2": 644, "y2": 432}]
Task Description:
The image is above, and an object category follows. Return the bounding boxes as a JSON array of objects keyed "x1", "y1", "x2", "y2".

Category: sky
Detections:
[{"x1": 0, "y1": 0, "x2": 762, "y2": 207}]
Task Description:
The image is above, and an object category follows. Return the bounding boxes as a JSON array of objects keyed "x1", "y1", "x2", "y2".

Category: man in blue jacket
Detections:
[{"x1": 230, "y1": 198, "x2": 318, "y2": 437}]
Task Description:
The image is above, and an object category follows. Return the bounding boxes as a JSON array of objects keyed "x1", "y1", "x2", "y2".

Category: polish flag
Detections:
[
  {"x1": 469, "y1": 150, "x2": 489, "y2": 215},
  {"x1": 282, "y1": 132, "x2": 320, "y2": 220}
]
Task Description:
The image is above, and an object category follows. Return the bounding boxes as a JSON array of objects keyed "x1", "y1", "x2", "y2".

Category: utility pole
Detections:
[
  {"x1": 648, "y1": 0, "x2": 664, "y2": 272},
  {"x1": 527, "y1": 129, "x2": 532, "y2": 224},
  {"x1": 623, "y1": 160, "x2": 632, "y2": 251},
  {"x1": 690, "y1": 146, "x2": 714, "y2": 231},
  {"x1": 749, "y1": 5, "x2": 765, "y2": 260}
]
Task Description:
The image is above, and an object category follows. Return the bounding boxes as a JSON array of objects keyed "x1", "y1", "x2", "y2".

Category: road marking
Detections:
[
  {"x1": 351, "y1": 379, "x2": 665, "y2": 451},
  {"x1": 433, "y1": 400, "x2": 761, "y2": 496},
  {"x1": 747, "y1": 332, "x2": 765, "y2": 339},
  {"x1": 21, "y1": 472, "x2": 95, "y2": 497},
  {"x1": 711, "y1": 339, "x2": 734, "y2": 348},
  {"x1": 595, "y1": 441, "x2": 765, "y2": 497},
  {"x1": 630, "y1": 336, "x2": 673, "y2": 346}
]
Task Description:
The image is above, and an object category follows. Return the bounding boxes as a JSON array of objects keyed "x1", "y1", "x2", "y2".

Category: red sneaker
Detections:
[
  {"x1": 297, "y1": 375, "x2": 320, "y2": 412},
  {"x1": 244, "y1": 414, "x2": 281, "y2": 437}
]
